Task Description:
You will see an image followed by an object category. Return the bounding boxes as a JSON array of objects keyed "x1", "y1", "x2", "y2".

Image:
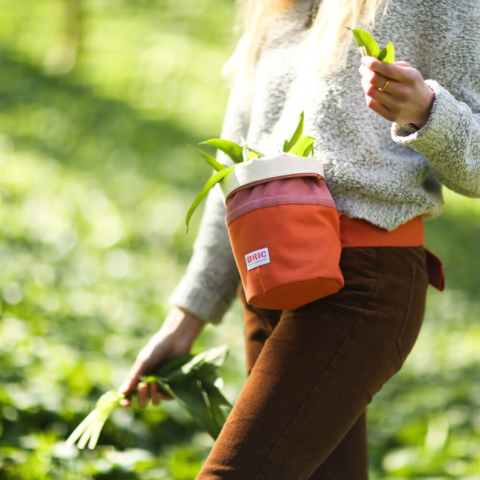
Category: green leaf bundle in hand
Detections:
[
  {"x1": 346, "y1": 27, "x2": 395, "y2": 63},
  {"x1": 66, "y1": 345, "x2": 232, "y2": 450},
  {"x1": 186, "y1": 110, "x2": 315, "y2": 231}
]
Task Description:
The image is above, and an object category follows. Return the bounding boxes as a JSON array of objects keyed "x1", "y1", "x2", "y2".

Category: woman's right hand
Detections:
[{"x1": 118, "y1": 306, "x2": 207, "y2": 408}]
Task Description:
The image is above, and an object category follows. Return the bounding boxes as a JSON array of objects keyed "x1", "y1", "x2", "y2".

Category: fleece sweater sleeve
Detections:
[
  {"x1": 390, "y1": 20, "x2": 480, "y2": 198},
  {"x1": 168, "y1": 68, "x2": 252, "y2": 325},
  {"x1": 391, "y1": 79, "x2": 480, "y2": 198}
]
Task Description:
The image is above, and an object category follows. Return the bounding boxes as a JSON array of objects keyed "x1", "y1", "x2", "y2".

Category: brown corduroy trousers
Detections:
[{"x1": 196, "y1": 246, "x2": 431, "y2": 480}]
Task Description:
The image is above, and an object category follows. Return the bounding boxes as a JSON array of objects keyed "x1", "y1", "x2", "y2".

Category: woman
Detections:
[{"x1": 119, "y1": 0, "x2": 480, "y2": 477}]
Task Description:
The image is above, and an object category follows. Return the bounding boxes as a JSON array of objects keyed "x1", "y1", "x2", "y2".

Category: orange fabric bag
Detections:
[{"x1": 220, "y1": 153, "x2": 344, "y2": 310}]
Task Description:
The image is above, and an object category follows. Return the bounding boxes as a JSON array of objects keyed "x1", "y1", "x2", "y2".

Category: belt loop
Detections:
[{"x1": 424, "y1": 248, "x2": 446, "y2": 291}]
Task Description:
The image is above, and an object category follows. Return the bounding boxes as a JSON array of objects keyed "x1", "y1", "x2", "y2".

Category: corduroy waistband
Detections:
[{"x1": 339, "y1": 213, "x2": 424, "y2": 248}]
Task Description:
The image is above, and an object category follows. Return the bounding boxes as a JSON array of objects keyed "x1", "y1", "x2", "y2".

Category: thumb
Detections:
[
  {"x1": 119, "y1": 360, "x2": 146, "y2": 396},
  {"x1": 118, "y1": 368, "x2": 143, "y2": 408},
  {"x1": 118, "y1": 376, "x2": 136, "y2": 395}
]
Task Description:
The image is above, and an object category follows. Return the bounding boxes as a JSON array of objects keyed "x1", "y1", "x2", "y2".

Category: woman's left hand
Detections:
[{"x1": 358, "y1": 56, "x2": 436, "y2": 129}]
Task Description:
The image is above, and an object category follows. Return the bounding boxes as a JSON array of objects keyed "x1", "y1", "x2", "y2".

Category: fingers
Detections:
[
  {"x1": 136, "y1": 382, "x2": 175, "y2": 408},
  {"x1": 360, "y1": 76, "x2": 403, "y2": 113},
  {"x1": 150, "y1": 381, "x2": 161, "y2": 406},
  {"x1": 364, "y1": 95, "x2": 396, "y2": 122},
  {"x1": 358, "y1": 64, "x2": 410, "y2": 100},
  {"x1": 116, "y1": 331, "x2": 184, "y2": 409},
  {"x1": 118, "y1": 374, "x2": 139, "y2": 408},
  {"x1": 358, "y1": 63, "x2": 388, "y2": 90},
  {"x1": 118, "y1": 357, "x2": 149, "y2": 408},
  {"x1": 137, "y1": 382, "x2": 149, "y2": 408},
  {"x1": 361, "y1": 55, "x2": 419, "y2": 84},
  {"x1": 119, "y1": 374, "x2": 138, "y2": 396},
  {"x1": 358, "y1": 61, "x2": 414, "y2": 116},
  {"x1": 119, "y1": 381, "x2": 175, "y2": 409}
]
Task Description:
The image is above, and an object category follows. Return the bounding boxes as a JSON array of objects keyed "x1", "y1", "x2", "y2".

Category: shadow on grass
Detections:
[{"x1": 0, "y1": 49, "x2": 203, "y2": 188}]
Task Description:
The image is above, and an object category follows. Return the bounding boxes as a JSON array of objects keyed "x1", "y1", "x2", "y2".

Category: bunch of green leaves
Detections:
[
  {"x1": 281, "y1": 110, "x2": 315, "y2": 156},
  {"x1": 346, "y1": 27, "x2": 395, "y2": 63},
  {"x1": 66, "y1": 345, "x2": 232, "y2": 450},
  {"x1": 186, "y1": 110, "x2": 314, "y2": 231}
]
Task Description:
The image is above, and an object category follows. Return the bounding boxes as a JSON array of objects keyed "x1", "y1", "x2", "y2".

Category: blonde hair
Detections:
[{"x1": 223, "y1": 0, "x2": 392, "y2": 82}]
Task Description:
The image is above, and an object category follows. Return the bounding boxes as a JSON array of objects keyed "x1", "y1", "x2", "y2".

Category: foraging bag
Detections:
[{"x1": 219, "y1": 153, "x2": 344, "y2": 310}]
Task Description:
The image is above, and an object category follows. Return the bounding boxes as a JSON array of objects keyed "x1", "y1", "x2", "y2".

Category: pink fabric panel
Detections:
[{"x1": 226, "y1": 174, "x2": 337, "y2": 225}]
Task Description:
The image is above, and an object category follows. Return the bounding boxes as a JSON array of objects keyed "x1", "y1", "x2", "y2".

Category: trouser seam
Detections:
[{"x1": 254, "y1": 249, "x2": 381, "y2": 480}]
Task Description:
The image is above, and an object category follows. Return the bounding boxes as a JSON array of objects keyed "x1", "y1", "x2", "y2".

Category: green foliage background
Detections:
[{"x1": 0, "y1": 0, "x2": 479, "y2": 478}]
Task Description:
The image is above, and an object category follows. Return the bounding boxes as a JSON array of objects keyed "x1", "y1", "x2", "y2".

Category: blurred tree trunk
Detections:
[
  {"x1": 64, "y1": 0, "x2": 82, "y2": 59},
  {"x1": 45, "y1": 0, "x2": 82, "y2": 75}
]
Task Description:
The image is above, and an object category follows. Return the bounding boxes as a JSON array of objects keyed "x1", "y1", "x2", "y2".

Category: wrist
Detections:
[
  {"x1": 160, "y1": 307, "x2": 207, "y2": 347},
  {"x1": 412, "y1": 83, "x2": 435, "y2": 129}
]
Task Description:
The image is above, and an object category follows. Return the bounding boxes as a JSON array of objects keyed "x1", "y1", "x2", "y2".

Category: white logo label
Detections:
[{"x1": 245, "y1": 247, "x2": 270, "y2": 271}]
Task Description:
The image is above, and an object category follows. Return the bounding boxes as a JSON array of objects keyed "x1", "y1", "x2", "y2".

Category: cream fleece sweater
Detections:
[{"x1": 170, "y1": 0, "x2": 480, "y2": 325}]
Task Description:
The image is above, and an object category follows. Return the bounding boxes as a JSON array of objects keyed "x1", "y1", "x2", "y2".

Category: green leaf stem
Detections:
[
  {"x1": 200, "y1": 139, "x2": 243, "y2": 164},
  {"x1": 185, "y1": 165, "x2": 236, "y2": 232},
  {"x1": 193, "y1": 147, "x2": 226, "y2": 171}
]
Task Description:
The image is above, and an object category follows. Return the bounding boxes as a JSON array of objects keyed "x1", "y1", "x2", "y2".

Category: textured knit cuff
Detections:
[
  {"x1": 390, "y1": 79, "x2": 458, "y2": 156},
  {"x1": 168, "y1": 278, "x2": 235, "y2": 326}
]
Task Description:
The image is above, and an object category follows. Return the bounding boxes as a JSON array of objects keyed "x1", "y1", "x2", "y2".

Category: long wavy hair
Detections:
[{"x1": 223, "y1": 0, "x2": 392, "y2": 82}]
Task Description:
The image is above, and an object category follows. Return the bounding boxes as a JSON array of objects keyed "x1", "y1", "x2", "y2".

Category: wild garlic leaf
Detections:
[
  {"x1": 377, "y1": 41, "x2": 395, "y2": 63},
  {"x1": 240, "y1": 137, "x2": 264, "y2": 161},
  {"x1": 288, "y1": 136, "x2": 315, "y2": 157},
  {"x1": 185, "y1": 165, "x2": 236, "y2": 232},
  {"x1": 168, "y1": 378, "x2": 224, "y2": 439},
  {"x1": 304, "y1": 143, "x2": 314, "y2": 157},
  {"x1": 200, "y1": 139, "x2": 243, "y2": 164},
  {"x1": 178, "y1": 344, "x2": 229, "y2": 377},
  {"x1": 346, "y1": 27, "x2": 381, "y2": 58},
  {"x1": 347, "y1": 27, "x2": 395, "y2": 63},
  {"x1": 193, "y1": 148, "x2": 226, "y2": 171},
  {"x1": 150, "y1": 354, "x2": 192, "y2": 376},
  {"x1": 283, "y1": 110, "x2": 304, "y2": 152},
  {"x1": 66, "y1": 346, "x2": 233, "y2": 449},
  {"x1": 144, "y1": 347, "x2": 232, "y2": 440},
  {"x1": 203, "y1": 382, "x2": 230, "y2": 428}
]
